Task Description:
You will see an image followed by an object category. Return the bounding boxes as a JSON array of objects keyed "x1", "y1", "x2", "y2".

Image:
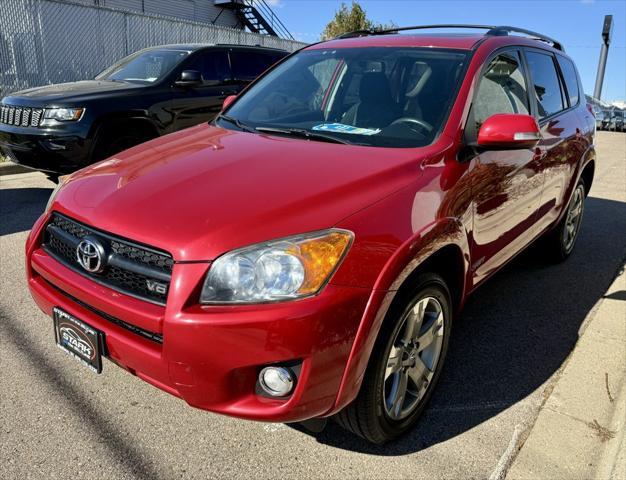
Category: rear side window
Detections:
[
  {"x1": 556, "y1": 56, "x2": 580, "y2": 106},
  {"x1": 525, "y1": 51, "x2": 565, "y2": 119},
  {"x1": 466, "y1": 51, "x2": 529, "y2": 139},
  {"x1": 230, "y1": 51, "x2": 281, "y2": 81}
]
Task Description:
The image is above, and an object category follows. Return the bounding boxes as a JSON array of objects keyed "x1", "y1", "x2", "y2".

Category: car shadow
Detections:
[
  {"x1": 0, "y1": 307, "x2": 168, "y2": 480},
  {"x1": 0, "y1": 187, "x2": 52, "y2": 236},
  {"x1": 292, "y1": 196, "x2": 626, "y2": 454}
]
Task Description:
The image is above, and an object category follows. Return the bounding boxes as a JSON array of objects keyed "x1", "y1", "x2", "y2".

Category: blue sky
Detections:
[{"x1": 268, "y1": 0, "x2": 626, "y2": 103}]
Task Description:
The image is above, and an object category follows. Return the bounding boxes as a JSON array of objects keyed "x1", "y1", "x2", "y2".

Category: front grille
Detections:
[
  {"x1": 0, "y1": 104, "x2": 44, "y2": 127},
  {"x1": 43, "y1": 213, "x2": 174, "y2": 305},
  {"x1": 44, "y1": 279, "x2": 163, "y2": 344}
]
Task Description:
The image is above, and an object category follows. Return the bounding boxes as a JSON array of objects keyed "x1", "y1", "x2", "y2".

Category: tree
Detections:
[{"x1": 321, "y1": 1, "x2": 395, "y2": 40}]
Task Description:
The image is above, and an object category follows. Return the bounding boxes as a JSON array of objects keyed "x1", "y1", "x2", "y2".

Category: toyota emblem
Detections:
[{"x1": 76, "y1": 237, "x2": 105, "y2": 273}]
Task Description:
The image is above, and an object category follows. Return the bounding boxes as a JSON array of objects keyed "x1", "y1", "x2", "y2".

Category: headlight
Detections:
[
  {"x1": 41, "y1": 108, "x2": 84, "y2": 126},
  {"x1": 200, "y1": 229, "x2": 353, "y2": 304},
  {"x1": 45, "y1": 175, "x2": 69, "y2": 212}
]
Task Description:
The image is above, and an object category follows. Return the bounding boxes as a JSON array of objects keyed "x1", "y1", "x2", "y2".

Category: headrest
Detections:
[{"x1": 360, "y1": 72, "x2": 392, "y2": 103}]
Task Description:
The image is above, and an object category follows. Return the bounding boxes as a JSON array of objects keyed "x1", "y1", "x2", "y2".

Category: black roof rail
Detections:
[
  {"x1": 335, "y1": 24, "x2": 564, "y2": 51},
  {"x1": 485, "y1": 26, "x2": 564, "y2": 51}
]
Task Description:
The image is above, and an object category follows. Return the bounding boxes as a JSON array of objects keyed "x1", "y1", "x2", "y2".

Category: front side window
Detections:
[
  {"x1": 222, "y1": 47, "x2": 468, "y2": 148},
  {"x1": 525, "y1": 51, "x2": 565, "y2": 119},
  {"x1": 466, "y1": 51, "x2": 529, "y2": 140},
  {"x1": 230, "y1": 51, "x2": 283, "y2": 82},
  {"x1": 183, "y1": 50, "x2": 230, "y2": 84},
  {"x1": 96, "y1": 49, "x2": 190, "y2": 84}
]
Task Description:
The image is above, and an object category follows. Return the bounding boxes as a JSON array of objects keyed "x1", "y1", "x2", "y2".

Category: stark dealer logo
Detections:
[{"x1": 59, "y1": 325, "x2": 94, "y2": 360}]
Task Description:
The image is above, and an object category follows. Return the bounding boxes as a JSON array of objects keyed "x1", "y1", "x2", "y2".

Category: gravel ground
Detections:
[{"x1": 1, "y1": 131, "x2": 625, "y2": 479}]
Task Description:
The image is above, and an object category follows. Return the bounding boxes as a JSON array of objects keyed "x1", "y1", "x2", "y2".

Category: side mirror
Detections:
[
  {"x1": 222, "y1": 95, "x2": 237, "y2": 111},
  {"x1": 175, "y1": 70, "x2": 202, "y2": 88},
  {"x1": 477, "y1": 113, "x2": 541, "y2": 149}
]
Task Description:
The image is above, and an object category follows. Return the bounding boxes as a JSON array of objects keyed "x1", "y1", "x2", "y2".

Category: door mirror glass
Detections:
[
  {"x1": 175, "y1": 70, "x2": 202, "y2": 87},
  {"x1": 222, "y1": 95, "x2": 237, "y2": 111},
  {"x1": 477, "y1": 113, "x2": 541, "y2": 149}
]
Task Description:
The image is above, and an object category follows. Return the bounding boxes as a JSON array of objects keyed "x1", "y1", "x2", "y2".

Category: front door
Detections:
[
  {"x1": 465, "y1": 49, "x2": 544, "y2": 285},
  {"x1": 170, "y1": 49, "x2": 235, "y2": 130}
]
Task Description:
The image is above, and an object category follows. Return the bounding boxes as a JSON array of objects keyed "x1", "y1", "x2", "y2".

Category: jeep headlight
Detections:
[
  {"x1": 200, "y1": 229, "x2": 353, "y2": 304},
  {"x1": 41, "y1": 108, "x2": 84, "y2": 126}
]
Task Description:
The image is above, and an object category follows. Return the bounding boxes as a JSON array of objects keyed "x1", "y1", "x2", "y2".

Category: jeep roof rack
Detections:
[{"x1": 336, "y1": 24, "x2": 564, "y2": 52}]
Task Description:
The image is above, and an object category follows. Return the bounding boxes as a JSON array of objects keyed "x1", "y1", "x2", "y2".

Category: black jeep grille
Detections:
[
  {"x1": 0, "y1": 104, "x2": 44, "y2": 127},
  {"x1": 43, "y1": 213, "x2": 174, "y2": 305}
]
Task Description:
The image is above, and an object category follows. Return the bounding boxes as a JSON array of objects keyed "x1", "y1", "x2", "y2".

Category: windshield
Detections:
[
  {"x1": 221, "y1": 47, "x2": 468, "y2": 148},
  {"x1": 96, "y1": 49, "x2": 190, "y2": 84}
]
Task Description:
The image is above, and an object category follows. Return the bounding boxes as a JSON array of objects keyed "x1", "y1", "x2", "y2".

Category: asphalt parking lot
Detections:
[{"x1": 1, "y1": 131, "x2": 625, "y2": 480}]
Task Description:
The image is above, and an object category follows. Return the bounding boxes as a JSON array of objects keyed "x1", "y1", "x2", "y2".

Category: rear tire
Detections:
[
  {"x1": 334, "y1": 273, "x2": 452, "y2": 444},
  {"x1": 541, "y1": 178, "x2": 586, "y2": 262}
]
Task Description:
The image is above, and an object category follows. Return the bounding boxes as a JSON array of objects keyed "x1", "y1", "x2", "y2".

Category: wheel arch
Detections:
[
  {"x1": 88, "y1": 111, "x2": 160, "y2": 145},
  {"x1": 580, "y1": 158, "x2": 595, "y2": 196},
  {"x1": 87, "y1": 112, "x2": 160, "y2": 162},
  {"x1": 329, "y1": 218, "x2": 470, "y2": 415}
]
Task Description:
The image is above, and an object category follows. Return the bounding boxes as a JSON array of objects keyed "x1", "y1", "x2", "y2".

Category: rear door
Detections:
[
  {"x1": 465, "y1": 49, "x2": 544, "y2": 285},
  {"x1": 523, "y1": 49, "x2": 588, "y2": 233},
  {"x1": 170, "y1": 49, "x2": 232, "y2": 130}
]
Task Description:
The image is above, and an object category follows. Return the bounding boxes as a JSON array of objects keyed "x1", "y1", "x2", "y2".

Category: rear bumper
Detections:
[
  {"x1": 26, "y1": 217, "x2": 371, "y2": 422},
  {"x1": 0, "y1": 125, "x2": 91, "y2": 174}
]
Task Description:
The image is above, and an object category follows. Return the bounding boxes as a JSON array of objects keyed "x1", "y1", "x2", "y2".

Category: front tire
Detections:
[
  {"x1": 91, "y1": 122, "x2": 155, "y2": 162},
  {"x1": 334, "y1": 273, "x2": 452, "y2": 444}
]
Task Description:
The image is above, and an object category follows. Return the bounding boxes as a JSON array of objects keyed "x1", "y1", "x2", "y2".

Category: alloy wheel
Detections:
[
  {"x1": 383, "y1": 296, "x2": 445, "y2": 421},
  {"x1": 563, "y1": 184, "x2": 585, "y2": 253}
]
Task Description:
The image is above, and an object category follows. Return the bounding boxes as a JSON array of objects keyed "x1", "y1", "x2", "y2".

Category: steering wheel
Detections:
[{"x1": 390, "y1": 117, "x2": 434, "y2": 133}]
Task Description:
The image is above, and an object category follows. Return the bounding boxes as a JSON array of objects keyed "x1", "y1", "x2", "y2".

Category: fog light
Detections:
[{"x1": 259, "y1": 366, "x2": 294, "y2": 397}]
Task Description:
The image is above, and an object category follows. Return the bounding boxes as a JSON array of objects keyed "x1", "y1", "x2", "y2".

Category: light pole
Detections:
[{"x1": 593, "y1": 15, "x2": 613, "y2": 101}]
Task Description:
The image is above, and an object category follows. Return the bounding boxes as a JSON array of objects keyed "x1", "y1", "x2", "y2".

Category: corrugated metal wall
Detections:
[
  {"x1": 61, "y1": 0, "x2": 241, "y2": 27},
  {"x1": 0, "y1": 0, "x2": 305, "y2": 96}
]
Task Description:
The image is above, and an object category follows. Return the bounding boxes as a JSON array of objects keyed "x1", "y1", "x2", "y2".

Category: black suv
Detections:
[{"x1": 0, "y1": 44, "x2": 287, "y2": 180}]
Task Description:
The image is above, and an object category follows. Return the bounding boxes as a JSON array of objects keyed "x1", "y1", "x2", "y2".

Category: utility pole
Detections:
[{"x1": 593, "y1": 15, "x2": 613, "y2": 101}]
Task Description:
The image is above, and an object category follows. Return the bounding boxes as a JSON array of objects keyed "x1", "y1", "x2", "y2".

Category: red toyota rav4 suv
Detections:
[{"x1": 26, "y1": 25, "x2": 595, "y2": 444}]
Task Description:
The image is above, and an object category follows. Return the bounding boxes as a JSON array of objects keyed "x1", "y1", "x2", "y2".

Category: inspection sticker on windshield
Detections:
[{"x1": 312, "y1": 123, "x2": 381, "y2": 136}]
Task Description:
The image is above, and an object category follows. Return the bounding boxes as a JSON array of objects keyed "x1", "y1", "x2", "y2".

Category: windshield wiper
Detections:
[
  {"x1": 255, "y1": 126, "x2": 351, "y2": 145},
  {"x1": 215, "y1": 113, "x2": 256, "y2": 133}
]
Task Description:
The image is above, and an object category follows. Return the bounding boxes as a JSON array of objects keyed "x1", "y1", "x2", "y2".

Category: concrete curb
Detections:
[
  {"x1": 506, "y1": 265, "x2": 626, "y2": 479},
  {"x1": 0, "y1": 162, "x2": 32, "y2": 176}
]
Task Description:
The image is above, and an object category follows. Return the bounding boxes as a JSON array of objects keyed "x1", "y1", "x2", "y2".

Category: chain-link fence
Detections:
[{"x1": 0, "y1": 0, "x2": 305, "y2": 96}]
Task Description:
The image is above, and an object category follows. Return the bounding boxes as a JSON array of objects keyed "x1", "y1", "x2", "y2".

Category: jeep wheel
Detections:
[{"x1": 92, "y1": 122, "x2": 155, "y2": 162}]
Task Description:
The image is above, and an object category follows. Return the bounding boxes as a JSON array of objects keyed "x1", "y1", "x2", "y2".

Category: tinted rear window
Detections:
[
  {"x1": 526, "y1": 51, "x2": 565, "y2": 119},
  {"x1": 556, "y1": 56, "x2": 580, "y2": 107}
]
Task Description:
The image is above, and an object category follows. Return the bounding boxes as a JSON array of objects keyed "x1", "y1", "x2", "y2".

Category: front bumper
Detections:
[
  {"x1": 0, "y1": 124, "x2": 90, "y2": 174},
  {"x1": 26, "y1": 217, "x2": 371, "y2": 422}
]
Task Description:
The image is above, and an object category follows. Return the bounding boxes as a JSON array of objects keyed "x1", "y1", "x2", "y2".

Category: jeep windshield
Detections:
[
  {"x1": 96, "y1": 49, "x2": 191, "y2": 84},
  {"x1": 220, "y1": 47, "x2": 468, "y2": 148}
]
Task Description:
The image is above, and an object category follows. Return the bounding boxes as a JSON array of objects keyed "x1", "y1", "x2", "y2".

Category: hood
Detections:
[
  {"x1": 4, "y1": 80, "x2": 142, "y2": 106},
  {"x1": 54, "y1": 124, "x2": 434, "y2": 261}
]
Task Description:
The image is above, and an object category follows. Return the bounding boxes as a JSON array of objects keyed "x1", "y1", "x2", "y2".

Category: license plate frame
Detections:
[{"x1": 53, "y1": 307, "x2": 104, "y2": 374}]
